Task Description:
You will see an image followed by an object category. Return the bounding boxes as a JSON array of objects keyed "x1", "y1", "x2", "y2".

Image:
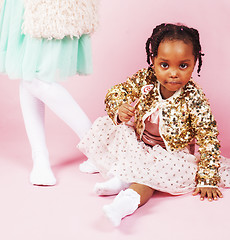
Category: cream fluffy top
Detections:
[{"x1": 22, "y1": 0, "x2": 99, "y2": 39}]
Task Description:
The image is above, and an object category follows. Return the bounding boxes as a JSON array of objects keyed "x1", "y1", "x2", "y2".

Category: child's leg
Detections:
[
  {"x1": 22, "y1": 78, "x2": 92, "y2": 139},
  {"x1": 94, "y1": 176, "x2": 130, "y2": 195},
  {"x1": 25, "y1": 79, "x2": 97, "y2": 174},
  {"x1": 20, "y1": 78, "x2": 94, "y2": 184},
  {"x1": 103, "y1": 183, "x2": 154, "y2": 226},
  {"x1": 19, "y1": 82, "x2": 56, "y2": 185},
  {"x1": 129, "y1": 183, "x2": 155, "y2": 206}
]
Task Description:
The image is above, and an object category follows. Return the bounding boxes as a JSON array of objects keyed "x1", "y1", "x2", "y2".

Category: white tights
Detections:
[{"x1": 19, "y1": 79, "x2": 92, "y2": 185}]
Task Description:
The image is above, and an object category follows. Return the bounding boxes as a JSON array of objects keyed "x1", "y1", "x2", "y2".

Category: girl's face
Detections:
[{"x1": 152, "y1": 40, "x2": 196, "y2": 99}]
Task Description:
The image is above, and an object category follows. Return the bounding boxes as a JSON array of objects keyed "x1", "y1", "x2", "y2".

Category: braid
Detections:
[
  {"x1": 146, "y1": 23, "x2": 204, "y2": 76},
  {"x1": 145, "y1": 37, "x2": 152, "y2": 66}
]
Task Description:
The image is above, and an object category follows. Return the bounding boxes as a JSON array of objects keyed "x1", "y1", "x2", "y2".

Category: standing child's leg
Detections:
[
  {"x1": 20, "y1": 78, "x2": 93, "y2": 185},
  {"x1": 22, "y1": 79, "x2": 92, "y2": 139},
  {"x1": 103, "y1": 183, "x2": 154, "y2": 226},
  {"x1": 19, "y1": 82, "x2": 56, "y2": 185}
]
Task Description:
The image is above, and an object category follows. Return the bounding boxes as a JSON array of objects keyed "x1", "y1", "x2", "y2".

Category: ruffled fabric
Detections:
[
  {"x1": 0, "y1": 0, "x2": 93, "y2": 82},
  {"x1": 78, "y1": 116, "x2": 230, "y2": 195},
  {"x1": 22, "y1": 0, "x2": 99, "y2": 39}
]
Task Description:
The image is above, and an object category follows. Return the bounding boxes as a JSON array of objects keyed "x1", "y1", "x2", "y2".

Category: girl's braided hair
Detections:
[{"x1": 146, "y1": 23, "x2": 204, "y2": 76}]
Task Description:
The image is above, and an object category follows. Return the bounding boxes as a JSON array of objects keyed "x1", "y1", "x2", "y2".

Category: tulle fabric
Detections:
[
  {"x1": 0, "y1": 0, "x2": 92, "y2": 82},
  {"x1": 78, "y1": 116, "x2": 230, "y2": 195}
]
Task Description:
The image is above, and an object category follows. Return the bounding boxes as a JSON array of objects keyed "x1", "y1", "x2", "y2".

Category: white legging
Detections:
[{"x1": 19, "y1": 78, "x2": 92, "y2": 160}]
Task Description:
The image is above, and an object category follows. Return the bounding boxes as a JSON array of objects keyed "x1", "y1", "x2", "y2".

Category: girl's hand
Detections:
[
  {"x1": 193, "y1": 187, "x2": 223, "y2": 201},
  {"x1": 118, "y1": 103, "x2": 135, "y2": 123}
]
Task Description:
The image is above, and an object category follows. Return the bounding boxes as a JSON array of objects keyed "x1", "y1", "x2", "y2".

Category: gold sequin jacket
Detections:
[{"x1": 105, "y1": 68, "x2": 220, "y2": 187}]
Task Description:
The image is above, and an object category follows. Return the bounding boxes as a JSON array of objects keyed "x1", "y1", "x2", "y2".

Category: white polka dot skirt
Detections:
[{"x1": 78, "y1": 116, "x2": 230, "y2": 195}]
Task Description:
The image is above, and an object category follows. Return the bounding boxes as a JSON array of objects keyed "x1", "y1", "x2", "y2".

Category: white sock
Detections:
[
  {"x1": 94, "y1": 176, "x2": 130, "y2": 195},
  {"x1": 79, "y1": 159, "x2": 99, "y2": 174},
  {"x1": 103, "y1": 189, "x2": 140, "y2": 227},
  {"x1": 20, "y1": 82, "x2": 56, "y2": 186}
]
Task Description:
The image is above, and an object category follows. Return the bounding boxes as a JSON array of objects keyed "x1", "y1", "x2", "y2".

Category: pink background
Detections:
[{"x1": 0, "y1": 0, "x2": 230, "y2": 239}]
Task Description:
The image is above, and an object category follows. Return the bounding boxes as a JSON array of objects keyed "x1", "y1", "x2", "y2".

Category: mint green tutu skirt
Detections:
[{"x1": 0, "y1": 0, "x2": 93, "y2": 82}]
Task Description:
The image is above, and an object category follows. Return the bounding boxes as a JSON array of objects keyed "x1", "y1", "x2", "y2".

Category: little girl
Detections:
[
  {"x1": 0, "y1": 0, "x2": 99, "y2": 185},
  {"x1": 78, "y1": 23, "x2": 230, "y2": 226}
]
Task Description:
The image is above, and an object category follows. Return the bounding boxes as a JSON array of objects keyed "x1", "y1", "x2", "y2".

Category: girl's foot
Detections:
[
  {"x1": 79, "y1": 159, "x2": 99, "y2": 174},
  {"x1": 103, "y1": 189, "x2": 140, "y2": 227},
  {"x1": 30, "y1": 165, "x2": 56, "y2": 186},
  {"x1": 94, "y1": 177, "x2": 130, "y2": 195}
]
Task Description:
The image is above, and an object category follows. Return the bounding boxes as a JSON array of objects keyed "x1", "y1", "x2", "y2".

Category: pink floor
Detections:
[
  {"x1": 1, "y1": 139, "x2": 230, "y2": 240},
  {"x1": 0, "y1": 81, "x2": 229, "y2": 240}
]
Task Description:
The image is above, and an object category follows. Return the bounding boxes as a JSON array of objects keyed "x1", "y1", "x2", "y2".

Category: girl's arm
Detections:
[
  {"x1": 105, "y1": 68, "x2": 152, "y2": 124},
  {"x1": 189, "y1": 87, "x2": 220, "y2": 188}
]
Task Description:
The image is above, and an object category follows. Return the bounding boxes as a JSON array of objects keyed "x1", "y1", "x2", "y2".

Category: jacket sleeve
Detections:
[
  {"x1": 105, "y1": 68, "x2": 150, "y2": 124},
  {"x1": 189, "y1": 87, "x2": 220, "y2": 187}
]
